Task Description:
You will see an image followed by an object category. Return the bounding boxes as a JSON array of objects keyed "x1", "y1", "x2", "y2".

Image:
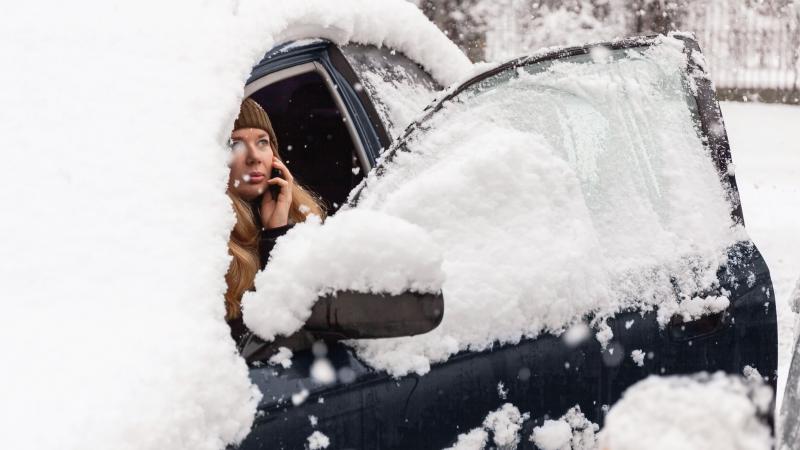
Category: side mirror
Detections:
[{"x1": 303, "y1": 291, "x2": 444, "y2": 340}]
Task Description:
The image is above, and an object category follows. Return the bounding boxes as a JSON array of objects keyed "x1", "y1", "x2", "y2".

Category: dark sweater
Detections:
[{"x1": 227, "y1": 224, "x2": 292, "y2": 346}]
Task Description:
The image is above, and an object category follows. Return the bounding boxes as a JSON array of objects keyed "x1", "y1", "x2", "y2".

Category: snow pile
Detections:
[
  {"x1": 306, "y1": 431, "x2": 330, "y2": 449},
  {"x1": 600, "y1": 373, "x2": 773, "y2": 450},
  {"x1": 531, "y1": 420, "x2": 572, "y2": 450},
  {"x1": 243, "y1": 210, "x2": 444, "y2": 340},
  {"x1": 530, "y1": 406, "x2": 598, "y2": 450},
  {"x1": 445, "y1": 403, "x2": 528, "y2": 450},
  {"x1": 267, "y1": 1, "x2": 471, "y2": 87},
  {"x1": 342, "y1": 37, "x2": 742, "y2": 375},
  {"x1": 659, "y1": 295, "x2": 730, "y2": 324},
  {"x1": 0, "y1": 1, "x2": 464, "y2": 449}
]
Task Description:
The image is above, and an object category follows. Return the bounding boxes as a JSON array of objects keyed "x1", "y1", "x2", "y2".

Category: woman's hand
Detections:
[{"x1": 260, "y1": 157, "x2": 294, "y2": 229}]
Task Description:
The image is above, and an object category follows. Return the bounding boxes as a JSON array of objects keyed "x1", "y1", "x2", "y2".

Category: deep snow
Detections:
[
  {"x1": 0, "y1": 0, "x2": 795, "y2": 446},
  {"x1": 0, "y1": 1, "x2": 469, "y2": 450}
]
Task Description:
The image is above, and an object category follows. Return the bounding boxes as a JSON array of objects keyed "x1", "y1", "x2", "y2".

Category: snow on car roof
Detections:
[
  {"x1": 264, "y1": 1, "x2": 473, "y2": 87},
  {"x1": 0, "y1": 1, "x2": 467, "y2": 449}
]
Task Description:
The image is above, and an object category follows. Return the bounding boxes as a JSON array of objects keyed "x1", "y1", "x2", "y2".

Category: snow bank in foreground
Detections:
[
  {"x1": 600, "y1": 373, "x2": 773, "y2": 450},
  {"x1": 445, "y1": 403, "x2": 597, "y2": 450},
  {"x1": 0, "y1": 1, "x2": 464, "y2": 449},
  {"x1": 243, "y1": 210, "x2": 444, "y2": 340},
  {"x1": 445, "y1": 403, "x2": 528, "y2": 450},
  {"x1": 342, "y1": 37, "x2": 742, "y2": 375}
]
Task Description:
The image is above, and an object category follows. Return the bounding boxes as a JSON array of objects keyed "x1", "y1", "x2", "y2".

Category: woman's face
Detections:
[{"x1": 228, "y1": 127, "x2": 274, "y2": 201}]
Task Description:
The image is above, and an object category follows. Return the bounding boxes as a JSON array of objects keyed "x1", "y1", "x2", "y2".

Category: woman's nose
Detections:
[{"x1": 245, "y1": 142, "x2": 261, "y2": 164}]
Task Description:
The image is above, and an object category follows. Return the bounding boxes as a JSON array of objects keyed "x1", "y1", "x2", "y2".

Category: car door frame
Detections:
[{"x1": 247, "y1": 40, "x2": 393, "y2": 168}]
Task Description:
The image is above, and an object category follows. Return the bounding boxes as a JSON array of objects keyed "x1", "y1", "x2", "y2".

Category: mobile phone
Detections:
[{"x1": 269, "y1": 167, "x2": 283, "y2": 199}]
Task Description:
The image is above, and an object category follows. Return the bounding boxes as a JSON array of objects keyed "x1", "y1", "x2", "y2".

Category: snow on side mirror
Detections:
[{"x1": 242, "y1": 209, "x2": 445, "y2": 343}]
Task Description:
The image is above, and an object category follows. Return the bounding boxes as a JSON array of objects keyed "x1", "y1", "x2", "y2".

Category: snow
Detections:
[
  {"x1": 0, "y1": 1, "x2": 467, "y2": 449},
  {"x1": 270, "y1": 2, "x2": 471, "y2": 87},
  {"x1": 310, "y1": 357, "x2": 337, "y2": 384},
  {"x1": 497, "y1": 381, "x2": 509, "y2": 399},
  {"x1": 562, "y1": 322, "x2": 591, "y2": 347},
  {"x1": 306, "y1": 430, "x2": 330, "y2": 449},
  {"x1": 600, "y1": 373, "x2": 773, "y2": 450},
  {"x1": 292, "y1": 389, "x2": 310, "y2": 406},
  {"x1": 249, "y1": 37, "x2": 745, "y2": 376},
  {"x1": 661, "y1": 295, "x2": 731, "y2": 324},
  {"x1": 242, "y1": 209, "x2": 444, "y2": 341},
  {"x1": 792, "y1": 278, "x2": 800, "y2": 314},
  {"x1": 268, "y1": 346, "x2": 294, "y2": 368},
  {"x1": 444, "y1": 428, "x2": 489, "y2": 450},
  {"x1": 531, "y1": 420, "x2": 572, "y2": 450},
  {"x1": 721, "y1": 101, "x2": 800, "y2": 413},
  {"x1": 550, "y1": 406, "x2": 600, "y2": 450},
  {"x1": 445, "y1": 403, "x2": 527, "y2": 450},
  {"x1": 631, "y1": 349, "x2": 646, "y2": 367}
]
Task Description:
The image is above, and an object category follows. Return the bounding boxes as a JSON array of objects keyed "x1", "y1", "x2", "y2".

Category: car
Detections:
[{"x1": 234, "y1": 35, "x2": 778, "y2": 450}]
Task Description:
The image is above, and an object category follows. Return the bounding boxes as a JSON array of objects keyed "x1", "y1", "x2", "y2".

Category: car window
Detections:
[
  {"x1": 245, "y1": 63, "x2": 368, "y2": 211},
  {"x1": 340, "y1": 44, "x2": 441, "y2": 140}
]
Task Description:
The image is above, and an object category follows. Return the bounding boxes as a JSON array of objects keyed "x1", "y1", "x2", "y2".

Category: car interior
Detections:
[{"x1": 248, "y1": 71, "x2": 364, "y2": 213}]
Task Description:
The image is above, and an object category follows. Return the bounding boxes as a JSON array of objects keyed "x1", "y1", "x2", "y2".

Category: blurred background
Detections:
[{"x1": 413, "y1": 0, "x2": 800, "y2": 104}]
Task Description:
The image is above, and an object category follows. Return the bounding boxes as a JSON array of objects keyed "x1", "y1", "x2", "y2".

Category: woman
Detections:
[{"x1": 225, "y1": 98, "x2": 325, "y2": 345}]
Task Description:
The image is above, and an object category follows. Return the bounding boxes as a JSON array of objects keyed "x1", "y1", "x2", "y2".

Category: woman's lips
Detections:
[{"x1": 246, "y1": 172, "x2": 265, "y2": 183}]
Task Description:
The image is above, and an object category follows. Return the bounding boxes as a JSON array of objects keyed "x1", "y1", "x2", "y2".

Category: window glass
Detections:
[{"x1": 341, "y1": 45, "x2": 441, "y2": 139}]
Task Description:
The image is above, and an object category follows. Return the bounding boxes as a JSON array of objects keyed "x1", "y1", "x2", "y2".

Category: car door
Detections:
[
  {"x1": 344, "y1": 34, "x2": 776, "y2": 449},
  {"x1": 239, "y1": 35, "x2": 777, "y2": 450}
]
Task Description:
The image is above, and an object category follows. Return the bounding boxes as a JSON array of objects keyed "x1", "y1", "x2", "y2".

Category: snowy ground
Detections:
[{"x1": 721, "y1": 101, "x2": 800, "y2": 410}]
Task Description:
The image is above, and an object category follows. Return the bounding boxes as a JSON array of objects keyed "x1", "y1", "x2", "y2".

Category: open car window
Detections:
[
  {"x1": 340, "y1": 44, "x2": 441, "y2": 139},
  {"x1": 245, "y1": 62, "x2": 369, "y2": 211}
]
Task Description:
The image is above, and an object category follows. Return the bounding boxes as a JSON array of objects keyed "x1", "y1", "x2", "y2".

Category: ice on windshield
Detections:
[{"x1": 341, "y1": 36, "x2": 744, "y2": 375}]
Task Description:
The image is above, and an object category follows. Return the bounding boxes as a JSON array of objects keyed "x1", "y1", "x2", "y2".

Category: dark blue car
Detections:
[{"x1": 234, "y1": 35, "x2": 777, "y2": 449}]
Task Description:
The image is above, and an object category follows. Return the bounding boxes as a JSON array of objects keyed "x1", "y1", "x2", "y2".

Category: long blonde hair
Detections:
[{"x1": 225, "y1": 133, "x2": 325, "y2": 320}]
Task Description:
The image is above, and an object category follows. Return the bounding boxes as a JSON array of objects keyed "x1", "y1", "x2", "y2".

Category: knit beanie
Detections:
[{"x1": 234, "y1": 98, "x2": 273, "y2": 132}]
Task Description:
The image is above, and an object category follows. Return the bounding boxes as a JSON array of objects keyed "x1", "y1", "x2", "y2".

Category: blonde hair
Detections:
[{"x1": 224, "y1": 126, "x2": 325, "y2": 320}]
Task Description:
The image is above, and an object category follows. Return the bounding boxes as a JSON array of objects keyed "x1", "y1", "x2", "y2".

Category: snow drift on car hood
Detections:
[{"x1": 0, "y1": 1, "x2": 470, "y2": 450}]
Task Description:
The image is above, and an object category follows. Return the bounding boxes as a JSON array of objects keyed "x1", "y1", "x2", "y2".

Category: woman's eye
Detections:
[
  {"x1": 228, "y1": 140, "x2": 246, "y2": 153},
  {"x1": 257, "y1": 139, "x2": 270, "y2": 148}
]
